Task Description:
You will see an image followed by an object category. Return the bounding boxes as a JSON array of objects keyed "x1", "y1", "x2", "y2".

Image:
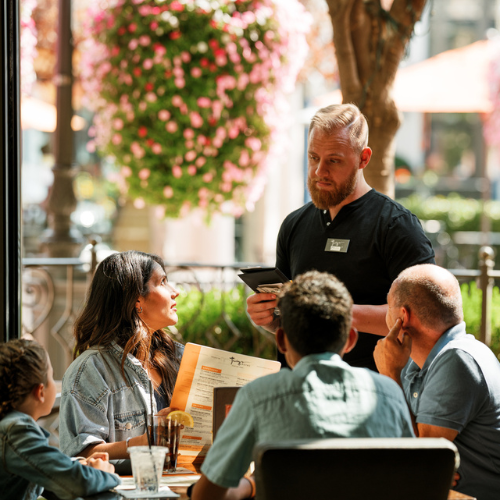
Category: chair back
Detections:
[
  {"x1": 212, "y1": 386, "x2": 240, "y2": 442},
  {"x1": 254, "y1": 437, "x2": 459, "y2": 500}
]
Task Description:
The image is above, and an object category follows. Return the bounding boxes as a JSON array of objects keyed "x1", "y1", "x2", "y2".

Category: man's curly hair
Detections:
[{"x1": 278, "y1": 271, "x2": 352, "y2": 356}]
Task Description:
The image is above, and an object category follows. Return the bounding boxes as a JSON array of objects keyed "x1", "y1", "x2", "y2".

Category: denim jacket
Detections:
[
  {"x1": 59, "y1": 341, "x2": 183, "y2": 457},
  {"x1": 0, "y1": 411, "x2": 120, "y2": 500}
]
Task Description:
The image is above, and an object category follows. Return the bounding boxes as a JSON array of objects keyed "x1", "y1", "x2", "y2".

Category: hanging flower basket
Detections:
[{"x1": 82, "y1": 0, "x2": 310, "y2": 218}]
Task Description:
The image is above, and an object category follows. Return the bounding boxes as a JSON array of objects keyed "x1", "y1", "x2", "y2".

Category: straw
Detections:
[
  {"x1": 149, "y1": 379, "x2": 155, "y2": 447},
  {"x1": 144, "y1": 410, "x2": 151, "y2": 448}
]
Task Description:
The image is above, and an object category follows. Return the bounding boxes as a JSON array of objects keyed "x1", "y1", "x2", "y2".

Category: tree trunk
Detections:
[{"x1": 325, "y1": 0, "x2": 427, "y2": 198}]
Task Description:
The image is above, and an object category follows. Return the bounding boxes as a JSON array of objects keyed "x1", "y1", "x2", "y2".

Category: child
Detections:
[{"x1": 0, "y1": 339, "x2": 121, "y2": 500}]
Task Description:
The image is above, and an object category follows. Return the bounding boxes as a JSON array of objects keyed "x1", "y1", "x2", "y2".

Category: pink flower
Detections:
[
  {"x1": 185, "y1": 140, "x2": 194, "y2": 149},
  {"x1": 143, "y1": 59, "x2": 153, "y2": 70},
  {"x1": 221, "y1": 182, "x2": 232, "y2": 192},
  {"x1": 213, "y1": 137, "x2": 223, "y2": 148},
  {"x1": 113, "y1": 118, "x2": 124, "y2": 130},
  {"x1": 197, "y1": 97, "x2": 211, "y2": 108},
  {"x1": 131, "y1": 142, "x2": 145, "y2": 159},
  {"x1": 229, "y1": 53, "x2": 241, "y2": 64},
  {"x1": 196, "y1": 156, "x2": 207, "y2": 167},
  {"x1": 174, "y1": 78, "x2": 185, "y2": 88},
  {"x1": 170, "y1": 1, "x2": 184, "y2": 11},
  {"x1": 185, "y1": 150, "x2": 196, "y2": 162},
  {"x1": 191, "y1": 67, "x2": 202, "y2": 78},
  {"x1": 138, "y1": 102, "x2": 147, "y2": 111},
  {"x1": 138, "y1": 168, "x2": 150, "y2": 180},
  {"x1": 152, "y1": 143, "x2": 162, "y2": 154},
  {"x1": 198, "y1": 199, "x2": 208, "y2": 208},
  {"x1": 172, "y1": 165, "x2": 182, "y2": 178},
  {"x1": 154, "y1": 44, "x2": 167, "y2": 56},
  {"x1": 112, "y1": 133, "x2": 122, "y2": 145},
  {"x1": 139, "y1": 35, "x2": 151, "y2": 46},
  {"x1": 172, "y1": 95, "x2": 183, "y2": 107},
  {"x1": 166, "y1": 121, "x2": 178, "y2": 133},
  {"x1": 163, "y1": 186, "x2": 174, "y2": 198},
  {"x1": 173, "y1": 67, "x2": 184, "y2": 78},
  {"x1": 121, "y1": 166, "x2": 132, "y2": 177},
  {"x1": 228, "y1": 126, "x2": 239, "y2": 139},
  {"x1": 215, "y1": 55, "x2": 227, "y2": 66},
  {"x1": 146, "y1": 92, "x2": 157, "y2": 102},
  {"x1": 183, "y1": 128, "x2": 195, "y2": 139},
  {"x1": 190, "y1": 112, "x2": 203, "y2": 128},
  {"x1": 158, "y1": 110, "x2": 170, "y2": 121},
  {"x1": 86, "y1": 141, "x2": 96, "y2": 153},
  {"x1": 150, "y1": 21, "x2": 158, "y2": 30},
  {"x1": 181, "y1": 51, "x2": 191, "y2": 63},
  {"x1": 187, "y1": 165, "x2": 197, "y2": 176},
  {"x1": 203, "y1": 173, "x2": 213, "y2": 182},
  {"x1": 180, "y1": 104, "x2": 188, "y2": 114},
  {"x1": 245, "y1": 137, "x2": 262, "y2": 151},
  {"x1": 239, "y1": 150, "x2": 250, "y2": 167},
  {"x1": 128, "y1": 23, "x2": 137, "y2": 33},
  {"x1": 128, "y1": 39, "x2": 138, "y2": 50},
  {"x1": 173, "y1": 56, "x2": 182, "y2": 66}
]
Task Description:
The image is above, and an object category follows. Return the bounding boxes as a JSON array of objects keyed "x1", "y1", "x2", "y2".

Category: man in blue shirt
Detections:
[
  {"x1": 375, "y1": 264, "x2": 500, "y2": 500},
  {"x1": 191, "y1": 271, "x2": 414, "y2": 500}
]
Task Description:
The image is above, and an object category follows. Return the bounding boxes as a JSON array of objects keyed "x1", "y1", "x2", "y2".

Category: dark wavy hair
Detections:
[
  {"x1": 278, "y1": 271, "x2": 353, "y2": 356},
  {"x1": 0, "y1": 339, "x2": 49, "y2": 419},
  {"x1": 73, "y1": 250, "x2": 179, "y2": 402}
]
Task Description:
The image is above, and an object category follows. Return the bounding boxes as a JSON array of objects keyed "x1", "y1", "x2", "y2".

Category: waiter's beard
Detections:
[{"x1": 307, "y1": 169, "x2": 358, "y2": 210}]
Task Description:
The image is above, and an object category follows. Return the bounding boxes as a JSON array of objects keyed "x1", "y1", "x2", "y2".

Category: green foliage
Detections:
[
  {"x1": 461, "y1": 282, "x2": 500, "y2": 359},
  {"x1": 174, "y1": 282, "x2": 500, "y2": 362},
  {"x1": 398, "y1": 193, "x2": 500, "y2": 233},
  {"x1": 175, "y1": 284, "x2": 276, "y2": 360}
]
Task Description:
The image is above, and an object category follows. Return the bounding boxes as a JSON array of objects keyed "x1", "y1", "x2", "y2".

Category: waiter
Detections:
[{"x1": 247, "y1": 103, "x2": 435, "y2": 371}]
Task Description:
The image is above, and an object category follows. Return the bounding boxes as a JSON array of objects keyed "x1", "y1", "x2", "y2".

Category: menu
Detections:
[{"x1": 170, "y1": 343, "x2": 280, "y2": 463}]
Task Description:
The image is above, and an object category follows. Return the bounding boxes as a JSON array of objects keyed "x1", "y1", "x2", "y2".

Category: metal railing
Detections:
[
  {"x1": 21, "y1": 242, "x2": 276, "y2": 372},
  {"x1": 22, "y1": 243, "x2": 500, "y2": 373}
]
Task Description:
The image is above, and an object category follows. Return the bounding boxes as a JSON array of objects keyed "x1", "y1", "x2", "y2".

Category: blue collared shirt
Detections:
[
  {"x1": 0, "y1": 411, "x2": 120, "y2": 500},
  {"x1": 402, "y1": 322, "x2": 500, "y2": 500},
  {"x1": 59, "y1": 341, "x2": 183, "y2": 457},
  {"x1": 202, "y1": 352, "x2": 414, "y2": 488}
]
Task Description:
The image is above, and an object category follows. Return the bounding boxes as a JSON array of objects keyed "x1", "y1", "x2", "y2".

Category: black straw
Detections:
[
  {"x1": 149, "y1": 379, "x2": 154, "y2": 447},
  {"x1": 144, "y1": 410, "x2": 151, "y2": 448}
]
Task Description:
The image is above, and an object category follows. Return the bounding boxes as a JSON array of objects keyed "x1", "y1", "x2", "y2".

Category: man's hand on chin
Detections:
[{"x1": 374, "y1": 318, "x2": 412, "y2": 386}]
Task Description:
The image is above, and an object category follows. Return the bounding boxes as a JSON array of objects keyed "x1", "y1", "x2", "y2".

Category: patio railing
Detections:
[
  {"x1": 21, "y1": 242, "x2": 276, "y2": 375},
  {"x1": 22, "y1": 242, "x2": 500, "y2": 376}
]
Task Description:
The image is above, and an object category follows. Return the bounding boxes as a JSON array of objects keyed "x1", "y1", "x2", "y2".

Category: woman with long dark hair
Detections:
[{"x1": 59, "y1": 251, "x2": 183, "y2": 460}]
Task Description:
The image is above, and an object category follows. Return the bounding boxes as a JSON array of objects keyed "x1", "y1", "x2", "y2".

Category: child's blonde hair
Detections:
[{"x1": 0, "y1": 339, "x2": 48, "y2": 418}]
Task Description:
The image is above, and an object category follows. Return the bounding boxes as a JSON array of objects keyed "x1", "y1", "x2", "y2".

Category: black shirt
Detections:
[{"x1": 276, "y1": 189, "x2": 435, "y2": 371}]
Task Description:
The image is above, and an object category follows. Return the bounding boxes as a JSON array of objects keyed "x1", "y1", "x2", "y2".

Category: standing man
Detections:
[
  {"x1": 248, "y1": 104, "x2": 435, "y2": 370},
  {"x1": 375, "y1": 264, "x2": 500, "y2": 500}
]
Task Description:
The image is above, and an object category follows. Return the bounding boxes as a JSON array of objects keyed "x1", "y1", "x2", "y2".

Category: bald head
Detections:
[{"x1": 390, "y1": 264, "x2": 463, "y2": 331}]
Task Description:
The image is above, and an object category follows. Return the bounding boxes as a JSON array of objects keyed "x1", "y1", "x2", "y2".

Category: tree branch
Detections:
[{"x1": 326, "y1": 0, "x2": 362, "y2": 97}]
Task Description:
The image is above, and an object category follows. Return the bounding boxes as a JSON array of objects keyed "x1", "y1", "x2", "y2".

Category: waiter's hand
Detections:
[
  {"x1": 246, "y1": 293, "x2": 279, "y2": 332},
  {"x1": 373, "y1": 318, "x2": 411, "y2": 385}
]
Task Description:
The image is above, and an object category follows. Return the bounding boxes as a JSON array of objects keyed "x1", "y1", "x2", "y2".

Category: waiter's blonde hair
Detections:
[{"x1": 309, "y1": 103, "x2": 369, "y2": 153}]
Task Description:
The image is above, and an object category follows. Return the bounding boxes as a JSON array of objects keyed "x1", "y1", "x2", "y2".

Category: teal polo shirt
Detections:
[
  {"x1": 402, "y1": 322, "x2": 500, "y2": 500},
  {"x1": 202, "y1": 352, "x2": 414, "y2": 488}
]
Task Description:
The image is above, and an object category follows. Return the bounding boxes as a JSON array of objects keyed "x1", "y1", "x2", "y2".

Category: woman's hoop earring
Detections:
[{"x1": 137, "y1": 306, "x2": 143, "y2": 314}]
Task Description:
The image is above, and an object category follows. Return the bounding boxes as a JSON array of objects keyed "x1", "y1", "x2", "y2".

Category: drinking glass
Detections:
[
  {"x1": 128, "y1": 445, "x2": 167, "y2": 492},
  {"x1": 151, "y1": 416, "x2": 182, "y2": 472}
]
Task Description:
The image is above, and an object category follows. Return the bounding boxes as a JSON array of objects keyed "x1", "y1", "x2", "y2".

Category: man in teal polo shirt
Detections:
[
  {"x1": 190, "y1": 271, "x2": 414, "y2": 500},
  {"x1": 375, "y1": 264, "x2": 500, "y2": 500}
]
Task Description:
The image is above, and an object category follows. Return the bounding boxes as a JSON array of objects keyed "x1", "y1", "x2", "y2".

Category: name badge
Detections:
[{"x1": 325, "y1": 238, "x2": 349, "y2": 253}]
